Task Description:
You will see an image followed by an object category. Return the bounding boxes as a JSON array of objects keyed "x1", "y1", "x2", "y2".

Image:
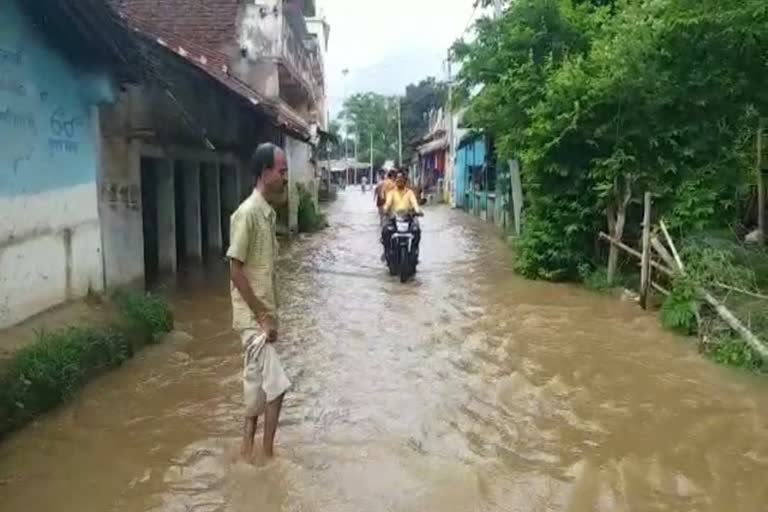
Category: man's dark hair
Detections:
[{"x1": 249, "y1": 143, "x2": 281, "y2": 182}]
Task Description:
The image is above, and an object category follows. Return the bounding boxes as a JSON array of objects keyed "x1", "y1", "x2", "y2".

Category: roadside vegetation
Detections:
[
  {"x1": 297, "y1": 183, "x2": 328, "y2": 233},
  {"x1": 0, "y1": 290, "x2": 173, "y2": 438},
  {"x1": 454, "y1": 0, "x2": 768, "y2": 370}
]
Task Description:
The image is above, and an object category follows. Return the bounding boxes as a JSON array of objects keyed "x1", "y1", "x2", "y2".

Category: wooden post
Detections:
[
  {"x1": 639, "y1": 192, "x2": 652, "y2": 309},
  {"x1": 758, "y1": 119, "x2": 765, "y2": 243}
]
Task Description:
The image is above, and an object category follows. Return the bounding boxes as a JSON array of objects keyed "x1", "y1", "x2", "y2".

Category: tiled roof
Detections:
[
  {"x1": 111, "y1": 1, "x2": 310, "y2": 139},
  {"x1": 110, "y1": 0, "x2": 237, "y2": 53}
]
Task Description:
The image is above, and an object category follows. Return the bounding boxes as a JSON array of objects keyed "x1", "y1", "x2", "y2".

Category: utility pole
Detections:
[
  {"x1": 447, "y1": 48, "x2": 454, "y2": 206},
  {"x1": 370, "y1": 130, "x2": 374, "y2": 183},
  {"x1": 354, "y1": 131, "x2": 359, "y2": 185},
  {"x1": 397, "y1": 98, "x2": 403, "y2": 167},
  {"x1": 326, "y1": 108, "x2": 331, "y2": 194}
]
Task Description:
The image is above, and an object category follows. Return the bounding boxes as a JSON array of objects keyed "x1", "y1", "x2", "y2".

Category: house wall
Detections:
[
  {"x1": 454, "y1": 136, "x2": 486, "y2": 211},
  {"x1": 234, "y1": 0, "x2": 283, "y2": 99},
  {"x1": 0, "y1": 0, "x2": 114, "y2": 328},
  {"x1": 285, "y1": 134, "x2": 315, "y2": 231},
  {"x1": 97, "y1": 70, "x2": 279, "y2": 288}
]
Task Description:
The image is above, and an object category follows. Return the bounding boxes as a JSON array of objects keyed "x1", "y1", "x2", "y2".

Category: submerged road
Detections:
[{"x1": 1, "y1": 190, "x2": 767, "y2": 511}]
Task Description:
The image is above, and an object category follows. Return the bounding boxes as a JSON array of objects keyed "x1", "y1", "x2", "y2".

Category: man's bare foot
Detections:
[{"x1": 240, "y1": 445, "x2": 255, "y2": 463}]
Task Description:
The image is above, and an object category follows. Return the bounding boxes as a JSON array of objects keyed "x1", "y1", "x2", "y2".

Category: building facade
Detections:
[
  {"x1": 0, "y1": 0, "x2": 115, "y2": 328},
  {"x1": 0, "y1": 0, "x2": 330, "y2": 329}
]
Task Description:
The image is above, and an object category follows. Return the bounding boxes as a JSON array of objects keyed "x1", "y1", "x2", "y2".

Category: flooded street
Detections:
[{"x1": 1, "y1": 190, "x2": 768, "y2": 511}]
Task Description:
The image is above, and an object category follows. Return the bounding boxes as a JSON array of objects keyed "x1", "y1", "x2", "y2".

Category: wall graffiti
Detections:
[
  {"x1": 103, "y1": 182, "x2": 141, "y2": 211},
  {"x1": 0, "y1": 47, "x2": 23, "y2": 66},
  {"x1": 48, "y1": 107, "x2": 83, "y2": 155},
  {"x1": 50, "y1": 107, "x2": 83, "y2": 138},
  {"x1": 48, "y1": 139, "x2": 78, "y2": 154},
  {"x1": 0, "y1": 106, "x2": 35, "y2": 131}
]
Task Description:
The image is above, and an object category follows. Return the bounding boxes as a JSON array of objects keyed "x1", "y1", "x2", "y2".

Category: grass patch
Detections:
[
  {"x1": 297, "y1": 184, "x2": 328, "y2": 233},
  {"x1": 0, "y1": 289, "x2": 173, "y2": 439}
]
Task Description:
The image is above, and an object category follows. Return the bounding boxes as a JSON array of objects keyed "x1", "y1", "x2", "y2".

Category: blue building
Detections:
[{"x1": 0, "y1": 0, "x2": 115, "y2": 327}]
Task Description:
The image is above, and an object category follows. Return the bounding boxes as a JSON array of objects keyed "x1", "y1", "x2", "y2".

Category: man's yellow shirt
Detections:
[{"x1": 384, "y1": 187, "x2": 420, "y2": 216}]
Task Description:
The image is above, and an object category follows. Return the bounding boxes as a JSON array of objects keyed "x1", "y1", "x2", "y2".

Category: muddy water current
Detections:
[{"x1": 1, "y1": 190, "x2": 767, "y2": 511}]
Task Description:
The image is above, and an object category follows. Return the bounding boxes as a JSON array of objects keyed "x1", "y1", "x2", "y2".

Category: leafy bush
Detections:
[
  {"x1": 578, "y1": 263, "x2": 612, "y2": 292},
  {"x1": 710, "y1": 336, "x2": 767, "y2": 373},
  {"x1": 112, "y1": 288, "x2": 174, "y2": 339},
  {"x1": 660, "y1": 279, "x2": 699, "y2": 334},
  {"x1": 297, "y1": 184, "x2": 327, "y2": 233},
  {"x1": 455, "y1": 0, "x2": 768, "y2": 281},
  {"x1": 0, "y1": 290, "x2": 173, "y2": 438}
]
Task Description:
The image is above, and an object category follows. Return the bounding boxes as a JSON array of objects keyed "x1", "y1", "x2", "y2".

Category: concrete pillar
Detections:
[
  {"x1": 220, "y1": 164, "x2": 239, "y2": 251},
  {"x1": 183, "y1": 162, "x2": 203, "y2": 261},
  {"x1": 201, "y1": 162, "x2": 222, "y2": 257},
  {"x1": 238, "y1": 160, "x2": 253, "y2": 202},
  {"x1": 156, "y1": 159, "x2": 177, "y2": 273}
]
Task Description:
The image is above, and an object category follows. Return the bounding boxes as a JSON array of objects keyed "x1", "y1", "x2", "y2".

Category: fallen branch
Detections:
[
  {"x1": 699, "y1": 288, "x2": 768, "y2": 361},
  {"x1": 659, "y1": 220, "x2": 684, "y2": 272},
  {"x1": 598, "y1": 232, "x2": 674, "y2": 277},
  {"x1": 657, "y1": 226, "x2": 768, "y2": 361},
  {"x1": 650, "y1": 235, "x2": 676, "y2": 270},
  {"x1": 713, "y1": 283, "x2": 768, "y2": 301},
  {"x1": 651, "y1": 281, "x2": 671, "y2": 296}
]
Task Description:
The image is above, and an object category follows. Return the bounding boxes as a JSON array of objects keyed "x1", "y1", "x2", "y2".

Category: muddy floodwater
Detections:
[{"x1": 1, "y1": 190, "x2": 767, "y2": 511}]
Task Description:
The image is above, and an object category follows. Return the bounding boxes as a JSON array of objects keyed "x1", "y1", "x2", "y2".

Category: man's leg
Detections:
[
  {"x1": 241, "y1": 416, "x2": 258, "y2": 460},
  {"x1": 263, "y1": 393, "x2": 285, "y2": 458}
]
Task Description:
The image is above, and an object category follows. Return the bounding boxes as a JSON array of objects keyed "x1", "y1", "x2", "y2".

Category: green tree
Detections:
[
  {"x1": 401, "y1": 77, "x2": 448, "y2": 153},
  {"x1": 339, "y1": 92, "x2": 399, "y2": 167},
  {"x1": 454, "y1": 0, "x2": 768, "y2": 281}
]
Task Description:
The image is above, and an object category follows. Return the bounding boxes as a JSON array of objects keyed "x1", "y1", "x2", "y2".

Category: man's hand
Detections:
[{"x1": 261, "y1": 314, "x2": 278, "y2": 343}]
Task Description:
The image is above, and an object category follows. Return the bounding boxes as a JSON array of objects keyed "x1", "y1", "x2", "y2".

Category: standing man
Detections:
[{"x1": 228, "y1": 143, "x2": 291, "y2": 460}]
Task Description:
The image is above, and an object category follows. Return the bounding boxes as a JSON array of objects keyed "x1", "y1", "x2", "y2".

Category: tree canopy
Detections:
[{"x1": 454, "y1": 0, "x2": 768, "y2": 280}]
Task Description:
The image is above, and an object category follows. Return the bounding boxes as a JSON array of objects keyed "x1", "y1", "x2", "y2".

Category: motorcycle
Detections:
[{"x1": 384, "y1": 213, "x2": 421, "y2": 283}]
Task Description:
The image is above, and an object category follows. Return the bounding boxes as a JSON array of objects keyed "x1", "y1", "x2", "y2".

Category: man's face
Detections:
[
  {"x1": 262, "y1": 150, "x2": 288, "y2": 198},
  {"x1": 396, "y1": 174, "x2": 406, "y2": 189}
]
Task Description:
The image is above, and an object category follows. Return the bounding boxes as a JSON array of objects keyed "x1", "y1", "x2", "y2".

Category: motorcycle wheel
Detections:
[
  {"x1": 399, "y1": 246, "x2": 410, "y2": 283},
  {"x1": 387, "y1": 247, "x2": 397, "y2": 275}
]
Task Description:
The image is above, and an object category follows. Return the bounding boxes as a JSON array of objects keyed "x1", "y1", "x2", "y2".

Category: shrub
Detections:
[
  {"x1": 297, "y1": 184, "x2": 327, "y2": 233},
  {"x1": 0, "y1": 290, "x2": 173, "y2": 438},
  {"x1": 112, "y1": 288, "x2": 174, "y2": 340}
]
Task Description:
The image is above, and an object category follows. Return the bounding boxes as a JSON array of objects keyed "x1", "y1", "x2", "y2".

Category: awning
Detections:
[{"x1": 418, "y1": 137, "x2": 448, "y2": 155}]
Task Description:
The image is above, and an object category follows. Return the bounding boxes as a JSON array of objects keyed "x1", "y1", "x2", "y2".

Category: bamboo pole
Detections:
[
  {"x1": 713, "y1": 283, "x2": 768, "y2": 301},
  {"x1": 700, "y1": 289, "x2": 768, "y2": 360},
  {"x1": 651, "y1": 281, "x2": 671, "y2": 296},
  {"x1": 598, "y1": 232, "x2": 674, "y2": 277},
  {"x1": 659, "y1": 220, "x2": 684, "y2": 272},
  {"x1": 658, "y1": 225, "x2": 768, "y2": 361},
  {"x1": 650, "y1": 235, "x2": 676, "y2": 270},
  {"x1": 640, "y1": 192, "x2": 652, "y2": 309}
]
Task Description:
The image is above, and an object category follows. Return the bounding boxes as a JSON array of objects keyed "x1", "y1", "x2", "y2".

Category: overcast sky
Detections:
[{"x1": 319, "y1": 0, "x2": 483, "y2": 117}]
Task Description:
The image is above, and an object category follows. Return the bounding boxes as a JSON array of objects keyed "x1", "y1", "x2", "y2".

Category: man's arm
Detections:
[
  {"x1": 408, "y1": 190, "x2": 421, "y2": 214},
  {"x1": 227, "y1": 211, "x2": 277, "y2": 341},
  {"x1": 383, "y1": 189, "x2": 393, "y2": 215},
  {"x1": 230, "y1": 259, "x2": 275, "y2": 327}
]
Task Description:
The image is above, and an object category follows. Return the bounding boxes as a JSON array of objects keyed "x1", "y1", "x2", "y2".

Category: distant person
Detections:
[
  {"x1": 375, "y1": 170, "x2": 397, "y2": 224},
  {"x1": 228, "y1": 143, "x2": 291, "y2": 461}
]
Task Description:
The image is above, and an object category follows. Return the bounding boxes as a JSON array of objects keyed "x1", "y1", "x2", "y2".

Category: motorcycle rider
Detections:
[
  {"x1": 381, "y1": 171, "x2": 422, "y2": 261},
  {"x1": 375, "y1": 170, "x2": 397, "y2": 225}
]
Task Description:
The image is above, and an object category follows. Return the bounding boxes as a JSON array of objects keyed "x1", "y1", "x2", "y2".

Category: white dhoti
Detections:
[{"x1": 240, "y1": 329, "x2": 291, "y2": 418}]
